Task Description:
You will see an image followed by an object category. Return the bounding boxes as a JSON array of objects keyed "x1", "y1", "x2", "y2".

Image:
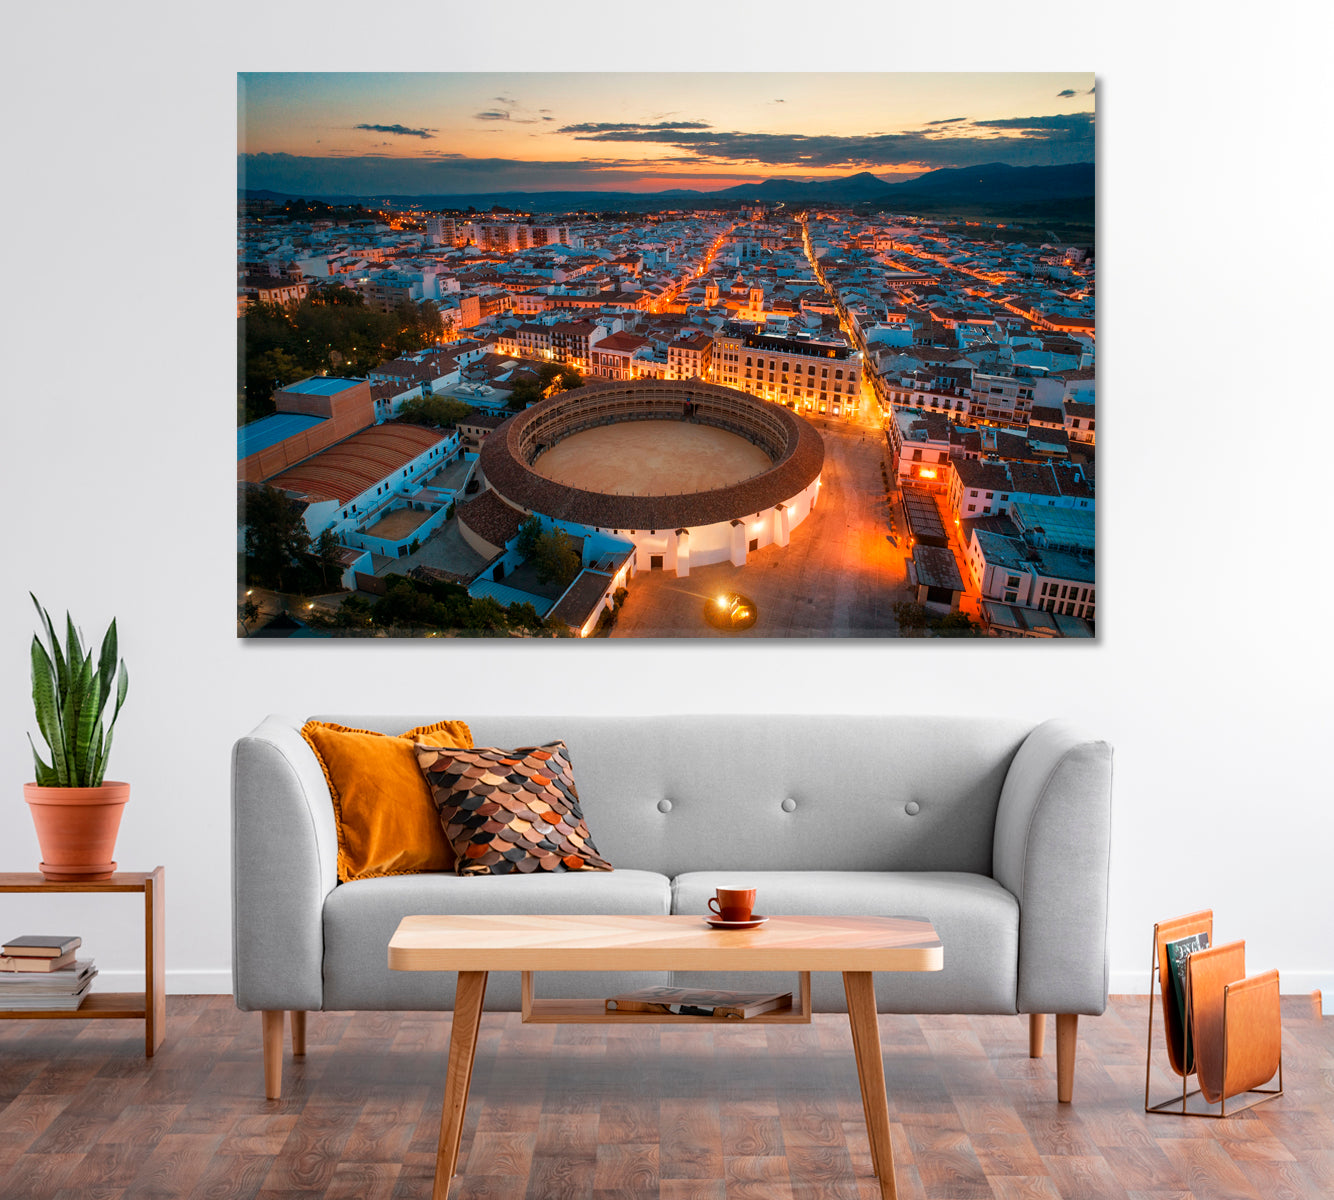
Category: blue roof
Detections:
[
  {"x1": 467, "y1": 579, "x2": 554, "y2": 616},
  {"x1": 282, "y1": 377, "x2": 364, "y2": 397},
  {"x1": 237, "y1": 412, "x2": 327, "y2": 460}
]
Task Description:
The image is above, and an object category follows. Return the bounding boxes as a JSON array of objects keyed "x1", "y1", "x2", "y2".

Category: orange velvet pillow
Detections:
[{"x1": 300, "y1": 719, "x2": 473, "y2": 882}]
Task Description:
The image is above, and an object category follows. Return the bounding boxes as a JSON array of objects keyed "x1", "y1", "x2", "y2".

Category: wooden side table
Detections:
[{"x1": 0, "y1": 866, "x2": 165, "y2": 1056}]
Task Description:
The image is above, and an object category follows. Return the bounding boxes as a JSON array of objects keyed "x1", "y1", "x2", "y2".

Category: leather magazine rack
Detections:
[{"x1": 1145, "y1": 909, "x2": 1282, "y2": 1117}]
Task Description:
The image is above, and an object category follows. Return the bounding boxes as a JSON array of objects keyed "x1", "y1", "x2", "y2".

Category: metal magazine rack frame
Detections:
[{"x1": 1144, "y1": 908, "x2": 1282, "y2": 1118}]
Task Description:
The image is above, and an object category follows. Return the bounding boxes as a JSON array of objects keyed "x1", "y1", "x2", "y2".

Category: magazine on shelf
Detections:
[
  {"x1": 605, "y1": 986, "x2": 792, "y2": 1019},
  {"x1": 0, "y1": 975, "x2": 95, "y2": 1011},
  {"x1": 0, "y1": 959, "x2": 97, "y2": 993}
]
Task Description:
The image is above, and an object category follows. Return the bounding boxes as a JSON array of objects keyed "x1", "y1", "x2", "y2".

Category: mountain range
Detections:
[{"x1": 242, "y1": 161, "x2": 1093, "y2": 217}]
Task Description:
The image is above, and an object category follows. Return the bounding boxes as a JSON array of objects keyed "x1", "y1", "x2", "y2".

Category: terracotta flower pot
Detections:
[{"x1": 23, "y1": 782, "x2": 130, "y2": 881}]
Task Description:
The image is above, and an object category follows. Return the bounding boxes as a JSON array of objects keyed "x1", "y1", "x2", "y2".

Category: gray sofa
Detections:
[{"x1": 232, "y1": 714, "x2": 1112, "y2": 1101}]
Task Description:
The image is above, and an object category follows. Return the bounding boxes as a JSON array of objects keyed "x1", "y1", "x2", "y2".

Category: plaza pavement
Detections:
[{"x1": 612, "y1": 419, "x2": 913, "y2": 638}]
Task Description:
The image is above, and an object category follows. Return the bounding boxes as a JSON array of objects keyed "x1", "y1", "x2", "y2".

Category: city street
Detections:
[{"x1": 612, "y1": 420, "x2": 910, "y2": 637}]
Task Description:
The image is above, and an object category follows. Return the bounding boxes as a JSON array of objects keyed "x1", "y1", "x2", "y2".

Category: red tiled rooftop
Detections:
[
  {"x1": 267, "y1": 424, "x2": 448, "y2": 504},
  {"x1": 596, "y1": 332, "x2": 651, "y2": 353},
  {"x1": 456, "y1": 488, "x2": 527, "y2": 548}
]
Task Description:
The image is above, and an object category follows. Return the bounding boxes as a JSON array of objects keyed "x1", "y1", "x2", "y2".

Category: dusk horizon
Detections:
[{"x1": 239, "y1": 72, "x2": 1094, "y2": 197}]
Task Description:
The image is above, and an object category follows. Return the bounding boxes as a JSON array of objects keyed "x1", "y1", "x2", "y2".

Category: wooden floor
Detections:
[{"x1": 0, "y1": 996, "x2": 1328, "y2": 1200}]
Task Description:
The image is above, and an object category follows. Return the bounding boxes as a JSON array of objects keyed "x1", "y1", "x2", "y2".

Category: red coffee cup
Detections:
[{"x1": 708, "y1": 885, "x2": 756, "y2": 922}]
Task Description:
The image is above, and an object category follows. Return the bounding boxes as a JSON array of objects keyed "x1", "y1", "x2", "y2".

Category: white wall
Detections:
[{"x1": 3, "y1": 4, "x2": 1330, "y2": 1010}]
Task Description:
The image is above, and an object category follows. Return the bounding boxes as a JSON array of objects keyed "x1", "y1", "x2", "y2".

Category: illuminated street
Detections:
[{"x1": 612, "y1": 420, "x2": 910, "y2": 637}]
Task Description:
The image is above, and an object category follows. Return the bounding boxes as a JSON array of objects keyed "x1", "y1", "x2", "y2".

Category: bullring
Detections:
[{"x1": 474, "y1": 379, "x2": 825, "y2": 576}]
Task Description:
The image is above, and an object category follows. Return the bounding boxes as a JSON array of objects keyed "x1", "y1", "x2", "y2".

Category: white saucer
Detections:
[{"x1": 704, "y1": 913, "x2": 769, "y2": 930}]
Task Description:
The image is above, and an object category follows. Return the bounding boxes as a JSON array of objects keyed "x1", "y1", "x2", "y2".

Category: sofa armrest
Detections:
[
  {"x1": 231, "y1": 716, "x2": 339, "y2": 1011},
  {"x1": 993, "y1": 719, "x2": 1113, "y2": 1015}
]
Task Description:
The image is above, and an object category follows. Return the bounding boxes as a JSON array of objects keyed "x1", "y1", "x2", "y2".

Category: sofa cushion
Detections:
[
  {"x1": 322, "y1": 869, "x2": 671, "y2": 1010},
  {"x1": 301, "y1": 719, "x2": 474, "y2": 882},
  {"x1": 415, "y1": 741, "x2": 612, "y2": 876},
  {"x1": 670, "y1": 871, "x2": 1019, "y2": 1014}
]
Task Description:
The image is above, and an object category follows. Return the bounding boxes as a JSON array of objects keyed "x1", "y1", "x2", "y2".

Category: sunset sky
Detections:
[{"x1": 239, "y1": 72, "x2": 1094, "y2": 196}]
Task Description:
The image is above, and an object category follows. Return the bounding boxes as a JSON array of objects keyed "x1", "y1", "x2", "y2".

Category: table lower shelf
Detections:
[
  {"x1": 0, "y1": 992, "x2": 147, "y2": 1020},
  {"x1": 523, "y1": 997, "x2": 812, "y2": 1024},
  {"x1": 520, "y1": 971, "x2": 813, "y2": 1025}
]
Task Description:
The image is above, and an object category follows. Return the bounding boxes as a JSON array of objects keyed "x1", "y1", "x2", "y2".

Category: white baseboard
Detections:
[
  {"x1": 96, "y1": 968, "x2": 233, "y2": 995},
  {"x1": 99, "y1": 969, "x2": 1331, "y2": 1016},
  {"x1": 1109, "y1": 969, "x2": 1331, "y2": 1015}
]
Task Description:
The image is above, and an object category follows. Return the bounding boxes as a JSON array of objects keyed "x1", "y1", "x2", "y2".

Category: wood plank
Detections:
[
  {"x1": 722, "y1": 1153, "x2": 794, "y2": 1200},
  {"x1": 124, "y1": 1132, "x2": 223, "y2": 1198},
  {"x1": 660, "y1": 1097, "x2": 724, "y2": 1180},
  {"x1": 0, "y1": 993, "x2": 146, "y2": 1020},
  {"x1": 0, "y1": 872, "x2": 157, "y2": 891},
  {"x1": 145, "y1": 867, "x2": 166, "y2": 1056},
  {"x1": 719, "y1": 1107, "x2": 782, "y2": 1158},
  {"x1": 592, "y1": 1142, "x2": 658, "y2": 1191}
]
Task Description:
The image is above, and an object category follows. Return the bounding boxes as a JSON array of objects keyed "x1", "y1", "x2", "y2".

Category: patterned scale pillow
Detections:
[{"x1": 414, "y1": 741, "x2": 613, "y2": 876}]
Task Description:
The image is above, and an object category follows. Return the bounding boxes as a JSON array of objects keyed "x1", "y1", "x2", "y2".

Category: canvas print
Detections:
[{"x1": 238, "y1": 73, "x2": 1094, "y2": 639}]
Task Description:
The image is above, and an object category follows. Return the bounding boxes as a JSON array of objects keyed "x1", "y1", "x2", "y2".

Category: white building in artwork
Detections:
[
  {"x1": 262, "y1": 424, "x2": 466, "y2": 559},
  {"x1": 964, "y1": 527, "x2": 1096, "y2": 624}
]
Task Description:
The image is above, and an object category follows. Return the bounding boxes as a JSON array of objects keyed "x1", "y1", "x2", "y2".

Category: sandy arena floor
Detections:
[
  {"x1": 365, "y1": 506, "x2": 434, "y2": 540},
  {"x1": 531, "y1": 421, "x2": 773, "y2": 495}
]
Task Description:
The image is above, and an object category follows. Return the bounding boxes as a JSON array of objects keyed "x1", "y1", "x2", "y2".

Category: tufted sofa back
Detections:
[{"x1": 314, "y1": 715, "x2": 1033, "y2": 879}]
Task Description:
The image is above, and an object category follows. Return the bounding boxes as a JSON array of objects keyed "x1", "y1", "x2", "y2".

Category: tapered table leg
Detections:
[
  {"x1": 844, "y1": 971, "x2": 898, "y2": 1200},
  {"x1": 433, "y1": 971, "x2": 488, "y2": 1200},
  {"x1": 844, "y1": 981, "x2": 884, "y2": 1182}
]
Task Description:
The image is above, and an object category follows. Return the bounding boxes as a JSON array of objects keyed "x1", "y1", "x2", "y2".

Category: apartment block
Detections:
[{"x1": 712, "y1": 321, "x2": 861, "y2": 418}]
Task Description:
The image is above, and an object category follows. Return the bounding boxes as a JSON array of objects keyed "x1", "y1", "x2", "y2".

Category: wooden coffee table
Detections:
[{"x1": 389, "y1": 913, "x2": 942, "y2": 1200}]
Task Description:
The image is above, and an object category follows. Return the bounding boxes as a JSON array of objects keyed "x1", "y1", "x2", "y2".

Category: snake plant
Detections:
[{"x1": 28, "y1": 595, "x2": 129, "y2": 788}]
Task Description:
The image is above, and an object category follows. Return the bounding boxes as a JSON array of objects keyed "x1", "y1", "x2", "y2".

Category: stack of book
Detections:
[{"x1": 0, "y1": 936, "x2": 96, "y2": 1011}]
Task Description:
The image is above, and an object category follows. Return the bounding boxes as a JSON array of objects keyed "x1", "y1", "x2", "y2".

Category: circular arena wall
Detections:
[{"x1": 478, "y1": 379, "x2": 824, "y2": 576}]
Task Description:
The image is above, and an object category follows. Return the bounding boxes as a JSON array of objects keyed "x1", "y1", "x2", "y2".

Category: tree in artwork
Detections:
[
  {"x1": 243, "y1": 487, "x2": 312, "y2": 588},
  {"x1": 517, "y1": 516, "x2": 580, "y2": 588}
]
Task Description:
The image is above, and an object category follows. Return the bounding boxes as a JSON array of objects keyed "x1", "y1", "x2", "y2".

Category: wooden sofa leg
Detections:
[
  {"x1": 290, "y1": 1010, "x2": 307, "y2": 1057},
  {"x1": 262, "y1": 1010, "x2": 284, "y2": 1100},
  {"x1": 1056, "y1": 1013, "x2": 1078, "y2": 1102},
  {"x1": 1028, "y1": 1013, "x2": 1046, "y2": 1058}
]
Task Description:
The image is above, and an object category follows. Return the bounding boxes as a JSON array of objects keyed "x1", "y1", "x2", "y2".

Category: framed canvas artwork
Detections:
[{"x1": 238, "y1": 73, "x2": 1094, "y2": 639}]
